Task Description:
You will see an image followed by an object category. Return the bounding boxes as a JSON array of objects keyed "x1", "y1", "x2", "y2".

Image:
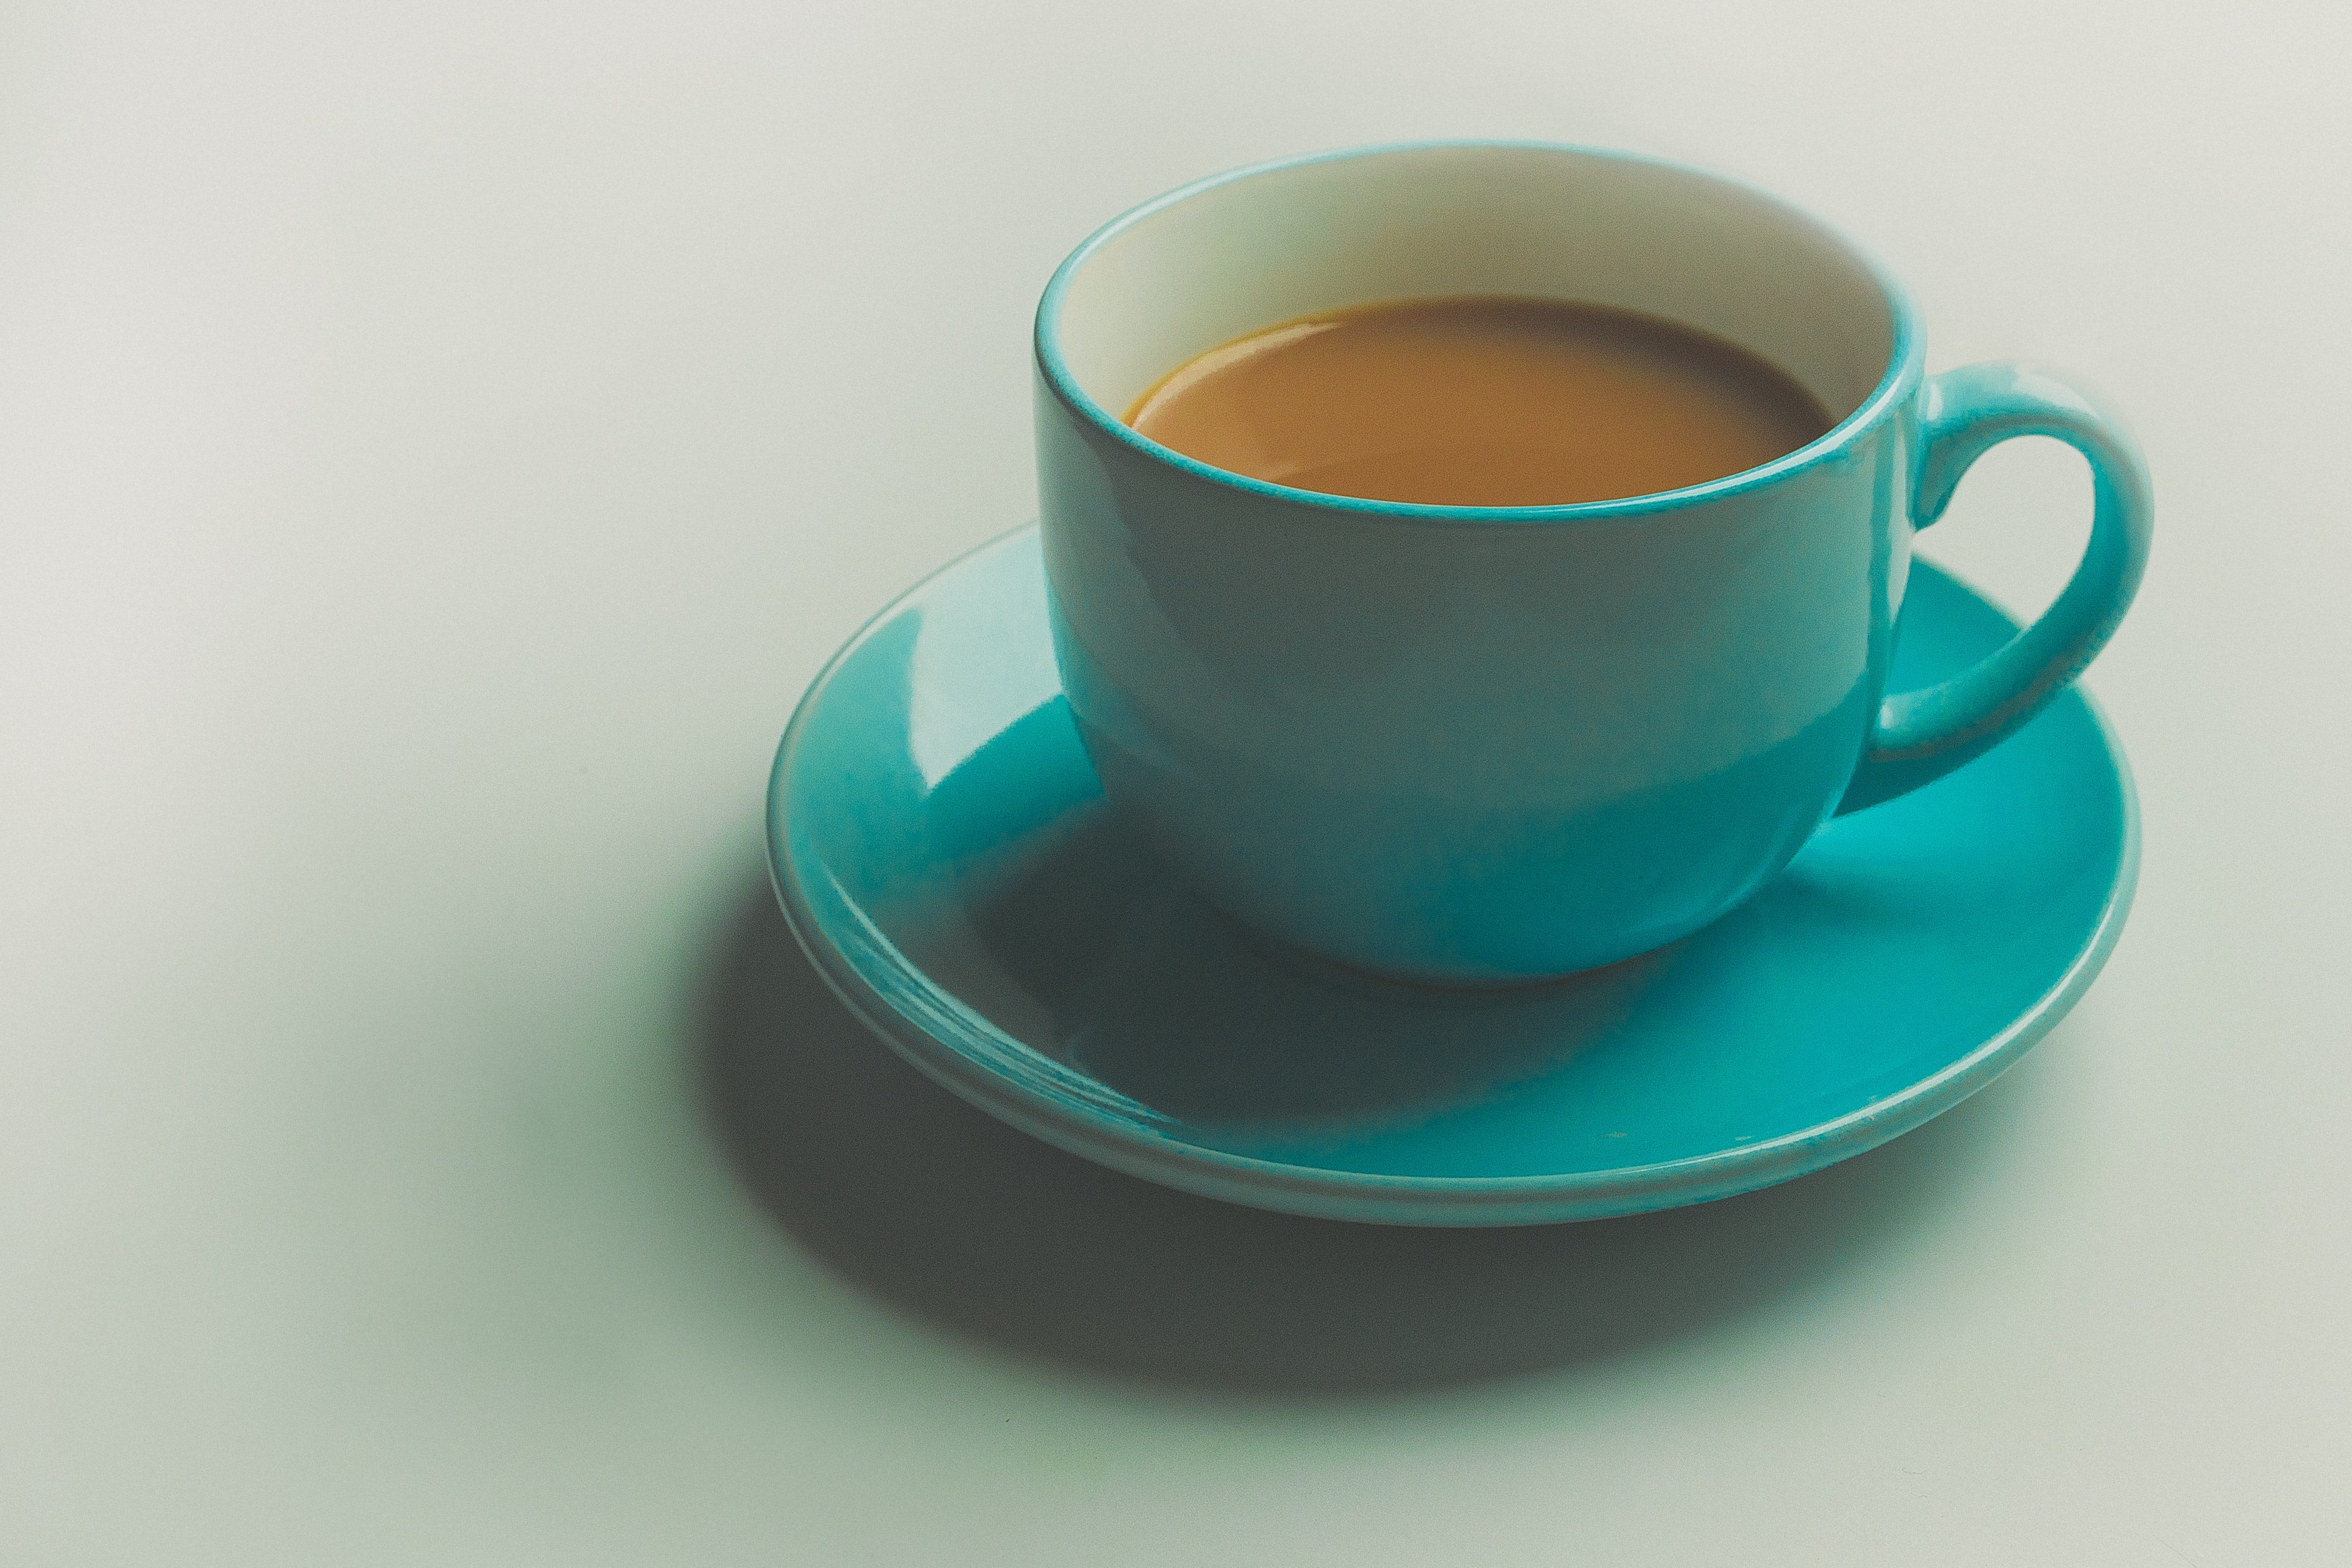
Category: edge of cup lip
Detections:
[{"x1": 1032, "y1": 138, "x2": 1928, "y2": 526}]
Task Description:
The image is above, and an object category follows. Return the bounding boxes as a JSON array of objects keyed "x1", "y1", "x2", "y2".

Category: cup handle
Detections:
[{"x1": 1836, "y1": 362, "x2": 2154, "y2": 814}]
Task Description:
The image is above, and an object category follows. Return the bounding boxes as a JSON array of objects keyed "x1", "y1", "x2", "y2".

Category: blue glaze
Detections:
[
  {"x1": 768, "y1": 527, "x2": 2138, "y2": 1226},
  {"x1": 1032, "y1": 142, "x2": 2152, "y2": 982}
]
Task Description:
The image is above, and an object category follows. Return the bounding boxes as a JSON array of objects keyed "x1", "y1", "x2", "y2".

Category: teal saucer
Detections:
[{"x1": 768, "y1": 527, "x2": 2138, "y2": 1226}]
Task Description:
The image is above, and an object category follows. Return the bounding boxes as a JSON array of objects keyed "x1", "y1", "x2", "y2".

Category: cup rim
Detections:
[{"x1": 1034, "y1": 139, "x2": 1926, "y2": 525}]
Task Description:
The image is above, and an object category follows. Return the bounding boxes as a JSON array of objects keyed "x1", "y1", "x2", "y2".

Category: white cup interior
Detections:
[{"x1": 1050, "y1": 144, "x2": 1899, "y2": 432}]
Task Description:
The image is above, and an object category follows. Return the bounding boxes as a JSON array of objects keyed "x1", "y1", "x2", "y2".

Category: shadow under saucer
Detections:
[{"x1": 695, "y1": 877, "x2": 2072, "y2": 1394}]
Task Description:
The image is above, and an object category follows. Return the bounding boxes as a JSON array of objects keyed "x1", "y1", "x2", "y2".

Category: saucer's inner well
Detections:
[{"x1": 775, "y1": 532, "x2": 2128, "y2": 1193}]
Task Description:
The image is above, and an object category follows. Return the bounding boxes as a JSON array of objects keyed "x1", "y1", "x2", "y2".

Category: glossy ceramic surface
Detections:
[
  {"x1": 1034, "y1": 142, "x2": 2151, "y2": 982},
  {"x1": 768, "y1": 528, "x2": 2138, "y2": 1226}
]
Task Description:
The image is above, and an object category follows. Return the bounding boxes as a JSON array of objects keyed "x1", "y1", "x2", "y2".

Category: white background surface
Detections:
[{"x1": 4, "y1": 2, "x2": 2348, "y2": 1562}]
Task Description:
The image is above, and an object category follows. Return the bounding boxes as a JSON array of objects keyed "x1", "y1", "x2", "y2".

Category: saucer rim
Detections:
[{"x1": 766, "y1": 526, "x2": 2140, "y2": 1226}]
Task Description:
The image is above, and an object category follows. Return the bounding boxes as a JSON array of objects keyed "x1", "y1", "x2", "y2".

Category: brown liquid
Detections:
[{"x1": 1125, "y1": 296, "x2": 1832, "y2": 506}]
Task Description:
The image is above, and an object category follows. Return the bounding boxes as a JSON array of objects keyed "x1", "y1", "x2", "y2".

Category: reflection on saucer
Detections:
[{"x1": 892, "y1": 702, "x2": 1679, "y2": 1150}]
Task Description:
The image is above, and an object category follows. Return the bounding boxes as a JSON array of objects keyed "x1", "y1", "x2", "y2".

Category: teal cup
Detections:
[{"x1": 1034, "y1": 142, "x2": 2151, "y2": 985}]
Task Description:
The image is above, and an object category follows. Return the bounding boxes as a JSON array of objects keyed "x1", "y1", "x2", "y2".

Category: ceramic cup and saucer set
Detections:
[{"x1": 768, "y1": 142, "x2": 2151, "y2": 1224}]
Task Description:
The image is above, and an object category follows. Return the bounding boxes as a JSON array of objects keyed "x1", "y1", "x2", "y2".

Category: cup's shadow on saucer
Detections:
[{"x1": 692, "y1": 872, "x2": 2066, "y2": 1396}]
